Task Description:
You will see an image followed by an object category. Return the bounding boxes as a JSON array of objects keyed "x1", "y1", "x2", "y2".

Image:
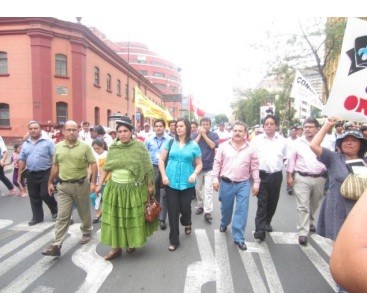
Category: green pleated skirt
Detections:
[{"x1": 100, "y1": 178, "x2": 158, "y2": 248}]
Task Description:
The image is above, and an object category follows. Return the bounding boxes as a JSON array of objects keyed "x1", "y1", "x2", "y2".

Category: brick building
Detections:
[{"x1": 0, "y1": 17, "x2": 164, "y2": 142}]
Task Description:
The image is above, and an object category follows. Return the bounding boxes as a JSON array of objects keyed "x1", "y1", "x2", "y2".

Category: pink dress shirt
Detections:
[{"x1": 212, "y1": 139, "x2": 260, "y2": 189}]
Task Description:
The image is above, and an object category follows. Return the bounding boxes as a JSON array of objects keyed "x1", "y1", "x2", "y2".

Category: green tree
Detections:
[
  {"x1": 231, "y1": 88, "x2": 275, "y2": 126},
  {"x1": 214, "y1": 114, "x2": 229, "y2": 125}
]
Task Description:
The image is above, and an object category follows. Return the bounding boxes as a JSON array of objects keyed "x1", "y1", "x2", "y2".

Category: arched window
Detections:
[
  {"x1": 0, "y1": 103, "x2": 10, "y2": 126},
  {"x1": 0, "y1": 52, "x2": 8, "y2": 74},
  {"x1": 94, "y1": 67, "x2": 100, "y2": 86},
  {"x1": 55, "y1": 54, "x2": 67, "y2": 76},
  {"x1": 94, "y1": 107, "x2": 100, "y2": 125},
  {"x1": 56, "y1": 102, "x2": 68, "y2": 123},
  {"x1": 117, "y1": 79, "x2": 121, "y2": 95},
  {"x1": 107, "y1": 74, "x2": 112, "y2": 91}
]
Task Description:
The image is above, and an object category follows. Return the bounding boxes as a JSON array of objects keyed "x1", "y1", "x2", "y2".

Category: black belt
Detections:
[
  {"x1": 297, "y1": 172, "x2": 326, "y2": 178},
  {"x1": 221, "y1": 176, "x2": 242, "y2": 184},
  {"x1": 260, "y1": 170, "x2": 281, "y2": 175},
  {"x1": 59, "y1": 176, "x2": 87, "y2": 184}
]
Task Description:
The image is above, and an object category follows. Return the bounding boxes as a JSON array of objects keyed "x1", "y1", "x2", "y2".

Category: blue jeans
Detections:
[{"x1": 219, "y1": 179, "x2": 250, "y2": 243}]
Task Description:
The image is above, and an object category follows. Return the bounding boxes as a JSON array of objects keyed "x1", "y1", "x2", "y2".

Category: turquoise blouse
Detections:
[{"x1": 164, "y1": 139, "x2": 201, "y2": 190}]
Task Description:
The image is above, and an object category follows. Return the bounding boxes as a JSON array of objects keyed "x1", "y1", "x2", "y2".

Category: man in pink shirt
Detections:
[
  {"x1": 287, "y1": 117, "x2": 326, "y2": 245},
  {"x1": 212, "y1": 121, "x2": 260, "y2": 251}
]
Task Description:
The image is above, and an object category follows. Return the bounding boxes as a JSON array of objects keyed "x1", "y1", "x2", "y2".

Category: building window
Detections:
[
  {"x1": 107, "y1": 74, "x2": 112, "y2": 91},
  {"x1": 138, "y1": 70, "x2": 148, "y2": 76},
  {"x1": 117, "y1": 79, "x2": 121, "y2": 95},
  {"x1": 132, "y1": 87, "x2": 135, "y2": 102},
  {"x1": 153, "y1": 72, "x2": 165, "y2": 78},
  {"x1": 0, "y1": 103, "x2": 10, "y2": 126},
  {"x1": 94, "y1": 67, "x2": 100, "y2": 86},
  {"x1": 125, "y1": 84, "x2": 129, "y2": 99},
  {"x1": 56, "y1": 102, "x2": 68, "y2": 123},
  {"x1": 55, "y1": 54, "x2": 67, "y2": 76},
  {"x1": 0, "y1": 52, "x2": 8, "y2": 74},
  {"x1": 94, "y1": 107, "x2": 100, "y2": 125},
  {"x1": 107, "y1": 109, "x2": 111, "y2": 124}
]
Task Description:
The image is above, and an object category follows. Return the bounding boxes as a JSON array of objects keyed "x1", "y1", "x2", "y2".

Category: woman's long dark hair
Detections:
[{"x1": 175, "y1": 118, "x2": 191, "y2": 143}]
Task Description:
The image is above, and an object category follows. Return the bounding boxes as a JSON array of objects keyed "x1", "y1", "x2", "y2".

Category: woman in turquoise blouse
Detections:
[{"x1": 159, "y1": 118, "x2": 202, "y2": 252}]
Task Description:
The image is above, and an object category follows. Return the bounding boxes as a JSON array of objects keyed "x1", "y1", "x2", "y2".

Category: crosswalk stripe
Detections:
[
  {"x1": 239, "y1": 242, "x2": 268, "y2": 293},
  {"x1": 311, "y1": 234, "x2": 333, "y2": 257},
  {"x1": 0, "y1": 222, "x2": 54, "y2": 259},
  {"x1": 0, "y1": 219, "x2": 13, "y2": 229},
  {"x1": 215, "y1": 230, "x2": 234, "y2": 292},
  {"x1": 0, "y1": 225, "x2": 80, "y2": 293},
  {"x1": 0, "y1": 230, "x2": 53, "y2": 278},
  {"x1": 257, "y1": 241, "x2": 284, "y2": 293},
  {"x1": 270, "y1": 232, "x2": 337, "y2": 292}
]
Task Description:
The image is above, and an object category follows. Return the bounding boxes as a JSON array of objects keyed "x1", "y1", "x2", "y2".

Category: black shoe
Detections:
[
  {"x1": 204, "y1": 213, "x2": 212, "y2": 221},
  {"x1": 92, "y1": 215, "x2": 101, "y2": 224},
  {"x1": 196, "y1": 207, "x2": 204, "y2": 215},
  {"x1": 234, "y1": 241, "x2": 247, "y2": 251},
  {"x1": 159, "y1": 220, "x2": 167, "y2": 230},
  {"x1": 288, "y1": 190, "x2": 293, "y2": 195},
  {"x1": 265, "y1": 224, "x2": 273, "y2": 232},
  {"x1": 254, "y1": 231, "x2": 266, "y2": 241},
  {"x1": 309, "y1": 224, "x2": 316, "y2": 233},
  {"x1": 299, "y1": 236, "x2": 308, "y2": 245},
  {"x1": 219, "y1": 226, "x2": 227, "y2": 233},
  {"x1": 28, "y1": 219, "x2": 43, "y2": 226},
  {"x1": 42, "y1": 245, "x2": 61, "y2": 257}
]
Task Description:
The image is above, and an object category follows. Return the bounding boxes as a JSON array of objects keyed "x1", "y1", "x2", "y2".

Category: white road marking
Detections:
[
  {"x1": 269, "y1": 232, "x2": 337, "y2": 292},
  {"x1": 31, "y1": 286, "x2": 54, "y2": 293},
  {"x1": 215, "y1": 230, "x2": 234, "y2": 292},
  {"x1": 184, "y1": 229, "x2": 234, "y2": 293},
  {"x1": 11, "y1": 221, "x2": 55, "y2": 232},
  {"x1": 238, "y1": 242, "x2": 268, "y2": 293},
  {"x1": 73, "y1": 230, "x2": 113, "y2": 293},
  {"x1": 0, "y1": 225, "x2": 80, "y2": 293},
  {"x1": 0, "y1": 219, "x2": 13, "y2": 229},
  {"x1": 0, "y1": 230, "x2": 53, "y2": 277},
  {"x1": 0, "y1": 222, "x2": 54, "y2": 258},
  {"x1": 311, "y1": 234, "x2": 333, "y2": 257}
]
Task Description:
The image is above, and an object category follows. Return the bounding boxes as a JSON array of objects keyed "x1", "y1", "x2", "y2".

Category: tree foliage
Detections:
[{"x1": 214, "y1": 114, "x2": 229, "y2": 125}]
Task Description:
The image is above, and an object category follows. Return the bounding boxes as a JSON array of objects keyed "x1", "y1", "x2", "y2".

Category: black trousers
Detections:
[
  {"x1": 27, "y1": 169, "x2": 58, "y2": 221},
  {"x1": 153, "y1": 165, "x2": 162, "y2": 202},
  {"x1": 0, "y1": 165, "x2": 14, "y2": 190},
  {"x1": 255, "y1": 170, "x2": 283, "y2": 232},
  {"x1": 165, "y1": 186, "x2": 194, "y2": 246}
]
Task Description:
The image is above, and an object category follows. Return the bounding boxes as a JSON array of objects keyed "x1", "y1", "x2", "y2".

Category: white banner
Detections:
[
  {"x1": 322, "y1": 18, "x2": 367, "y2": 122},
  {"x1": 290, "y1": 70, "x2": 323, "y2": 110}
]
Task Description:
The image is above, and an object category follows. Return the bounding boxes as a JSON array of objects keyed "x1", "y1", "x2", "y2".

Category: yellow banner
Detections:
[{"x1": 135, "y1": 87, "x2": 173, "y2": 122}]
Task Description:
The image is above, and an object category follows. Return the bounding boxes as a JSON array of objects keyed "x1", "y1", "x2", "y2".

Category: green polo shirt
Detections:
[{"x1": 54, "y1": 140, "x2": 96, "y2": 180}]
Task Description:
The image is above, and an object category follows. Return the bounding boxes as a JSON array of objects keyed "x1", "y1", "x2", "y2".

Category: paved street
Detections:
[{"x1": 0, "y1": 170, "x2": 337, "y2": 293}]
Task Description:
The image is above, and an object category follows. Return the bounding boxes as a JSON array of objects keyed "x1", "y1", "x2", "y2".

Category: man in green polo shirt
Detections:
[{"x1": 42, "y1": 120, "x2": 97, "y2": 257}]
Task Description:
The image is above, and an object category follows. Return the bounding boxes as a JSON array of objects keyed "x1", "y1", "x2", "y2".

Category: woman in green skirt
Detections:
[{"x1": 95, "y1": 117, "x2": 157, "y2": 260}]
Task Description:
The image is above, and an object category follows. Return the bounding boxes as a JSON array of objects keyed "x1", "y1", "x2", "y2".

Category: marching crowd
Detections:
[{"x1": 0, "y1": 115, "x2": 366, "y2": 291}]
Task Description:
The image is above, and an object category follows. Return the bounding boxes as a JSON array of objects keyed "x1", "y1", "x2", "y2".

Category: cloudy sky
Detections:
[{"x1": 4, "y1": 1, "x2": 360, "y2": 115}]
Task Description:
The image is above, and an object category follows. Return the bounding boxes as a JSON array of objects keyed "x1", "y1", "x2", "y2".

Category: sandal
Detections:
[
  {"x1": 168, "y1": 244, "x2": 178, "y2": 252},
  {"x1": 127, "y1": 248, "x2": 135, "y2": 253},
  {"x1": 104, "y1": 248, "x2": 122, "y2": 261},
  {"x1": 185, "y1": 226, "x2": 192, "y2": 235}
]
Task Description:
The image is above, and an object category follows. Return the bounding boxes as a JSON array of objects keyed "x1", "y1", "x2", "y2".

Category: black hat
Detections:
[
  {"x1": 335, "y1": 130, "x2": 367, "y2": 151},
  {"x1": 115, "y1": 116, "x2": 134, "y2": 131}
]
